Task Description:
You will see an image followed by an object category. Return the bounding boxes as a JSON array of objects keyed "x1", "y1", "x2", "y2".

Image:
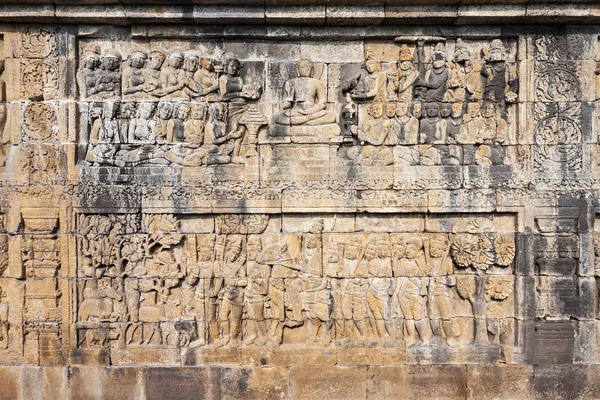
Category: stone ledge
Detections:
[{"x1": 1, "y1": 4, "x2": 600, "y2": 25}]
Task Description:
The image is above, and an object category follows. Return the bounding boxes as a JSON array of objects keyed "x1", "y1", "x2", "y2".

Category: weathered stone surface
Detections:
[{"x1": 0, "y1": 6, "x2": 599, "y2": 399}]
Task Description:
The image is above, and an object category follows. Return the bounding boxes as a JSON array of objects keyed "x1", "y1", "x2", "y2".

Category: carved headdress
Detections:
[
  {"x1": 399, "y1": 44, "x2": 414, "y2": 62},
  {"x1": 453, "y1": 39, "x2": 470, "y2": 63}
]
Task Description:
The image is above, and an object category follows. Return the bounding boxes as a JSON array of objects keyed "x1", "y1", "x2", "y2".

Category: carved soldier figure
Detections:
[
  {"x1": 95, "y1": 49, "x2": 122, "y2": 99},
  {"x1": 388, "y1": 44, "x2": 420, "y2": 102},
  {"x1": 389, "y1": 101, "x2": 419, "y2": 145},
  {"x1": 215, "y1": 235, "x2": 247, "y2": 348},
  {"x1": 366, "y1": 240, "x2": 394, "y2": 340},
  {"x1": 244, "y1": 235, "x2": 270, "y2": 346},
  {"x1": 392, "y1": 237, "x2": 429, "y2": 347},
  {"x1": 425, "y1": 235, "x2": 458, "y2": 347},
  {"x1": 271, "y1": 59, "x2": 337, "y2": 132}
]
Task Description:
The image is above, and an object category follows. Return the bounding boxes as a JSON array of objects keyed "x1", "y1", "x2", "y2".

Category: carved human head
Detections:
[
  {"x1": 377, "y1": 240, "x2": 391, "y2": 258},
  {"x1": 149, "y1": 50, "x2": 166, "y2": 70},
  {"x1": 297, "y1": 59, "x2": 314, "y2": 78},
  {"x1": 429, "y1": 235, "x2": 448, "y2": 258},
  {"x1": 440, "y1": 102, "x2": 452, "y2": 118},
  {"x1": 83, "y1": 52, "x2": 101, "y2": 69},
  {"x1": 226, "y1": 236, "x2": 243, "y2": 261},
  {"x1": 398, "y1": 44, "x2": 414, "y2": 70},
  {"x1": 184, "y1": 51, "x2": 199, "y2": 73},
  {"x1": 481, "y1": 101, "x2": 495, "y2": 118},
  {"x1": 246, "y1": 235, "x2": 262, "y2": 261},
  {"x1": 130, "y1": 51, "x2": 147, "y2": 69},
  {"x1": 345, "y1": 243, "x2": 361, "y2": 260},
  {"x1": 405, "y1": 237, "x2": 423, "y2": 259},
  {"x1": 102, "y1": 49, "x2": 122, "y2": 71},
  {"x1": 121, "y1": 102, "x2": 137, "y2": 119},
  {"x1": 392, "y1": 238, "x2": 406, "y2": 259},
  {"x1": 198, "y1": 237, "x2": 214, "y2": 261},
  {"x1": 364, "y1": 243, "x2": 377, "y2": 261},
  {"x1": 201, "y1": 58, "x2": 215, "y2": 70},
  {"x1": 177, "y1": 103, "x2": 191, "y2": 120},
  {"x1": 412, "y1": 101, "x2": 422, "y2": 118},
  {"x1": 395, "y1": 101, "x2": 409, "y2": 117},
  {"x1": 158, "y1": 102, "x2": 174, "y2": 120},
  {"x1": 451, "y1": 102, "x2": 463, "y2": 118},
  {"x1": 370, "y1": 102, "x2": 384, "y2": 119},
  {"x1": 364, "y1": 56, "x2": 379, "y2": 73},
  {"x1": 386, "y1": 102, "x2": 396, "y2": 118},
  {"x1": 168, "y1": 52, "x2": 184, "y2": 68},
  {"x1": 139, "y1": 102, "x2": 156, "y2": 119},
  {"x1": 225, "y1": 58, "x2": 242, "y2": 76},
  {"x1": 467, "y1": 102, "x2": 481, "y2": 118},
  {"x1": 453, "y1": 39, "x2": 471, "y2": 63},
  {"x1": 426, "y1": 102, "x2": 440, "y2": 118},
  {"x1": 489, "y1": 39, "x2": 506, "y2": 62}
]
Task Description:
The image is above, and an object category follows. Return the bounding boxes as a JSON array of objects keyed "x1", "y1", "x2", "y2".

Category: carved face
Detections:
[
  {"x1": 227, "y1": 60, "x2": 241, "y2": 76},
  {"x1": 201, "y1": 58, "x2": 214, "y2": 70},
  {"x1": 412, "y1": 102, "x2": 422, "y2": 118},
  {"x1": 158, "y1": 104, "x2": 173, "y2": 120},
  {"x1": 306, "y1": 235, "x2": 319, "y2": 249},
  {"x1": 227, "y1": 246, "x2": 241, "y2": 262},
  {"x1": 440, "y1": 103, "x2": 452, "y2": 118},
  {"x1": 150, "y1": 56, "x2": 165, "y2": 70},
  {"x1": 85, "y1": 56, "x2": 100, "y2": 69},
  {"x1": 184, "y1": 57, "x2": 199, "y2": 73},
  {"x1": 246, "y1": 239, "x2": 261, "y2": 261},
  {"x1": 426, "y1": 102, "x2": 440, "y2": 117},
  {"x1": 102, "y1": 56, "x2": 120, "y2": 71},
  {"x1": 139, "y1": 103, "x2": 155, "y2": 119},
  {"x1": 121, "y1": 103, "x2": 136, "y2": 119},
  {"x1": 451, "y1": 102, "x2": 463, "y2": 118},
  {"x1": 392, "y1": 243, "x2": 405, "y2": 258},
  {"x1": 481, "y1": 102, "x2": 495, "y2": 118},
  {"x1": 297, "y1": 60, "x2": 313, "y2": 78},
  {"x1": 377, "y1": 244, "x2": 391, "y2": 258},
  {"x1": 364, "y1": 245, "x2": 376, "y2": 261},
  {"x1": 386, "y1": 103, "x2": 396, "y2": 118},
  {"x1": 400, "y1": 60, "x2": 412, "y2": 71},
  {"x1": 131, "y1": 55, "x2": 146, "y2": 69},
  {"x1": 396, "y1": 102, "x2": 408, "y2": 117},
  {"x1": 198, "y1": 246, "x2": 213, "y2": 261},
  {"x1": 169, "y1": 54, "x2": 183, "y2": 69},
  {"x1": 468, "y1": 102, "x2": 481, "y2": 118},
  {"x1": 345, "y1": 244, "x2": 360, "y2": 260},
  {"x1": 365, "y1": 60, "x2": 379, "y2": 73},
  {"x1": 177, "y1": 106, "x2": 190, "y2": 120},
  {"x1": 371, "y1": 102, "x2": 384, "y2": 119},
  {"x1": 429, "y1": 240, "x2": 446, "y2": 258},
  {"x1": 405, "y1": 242, "x2": 422, "y2": 259}
]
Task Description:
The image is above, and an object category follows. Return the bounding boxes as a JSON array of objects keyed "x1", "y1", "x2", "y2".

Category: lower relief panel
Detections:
[{"x1": 72, "y1": 212, "x2": 520, "y2": 366}]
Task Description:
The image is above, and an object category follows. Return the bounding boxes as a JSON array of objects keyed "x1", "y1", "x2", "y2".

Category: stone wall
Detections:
[{"x1": 0, "y1": 10, "x2": 599, "y2": 398}]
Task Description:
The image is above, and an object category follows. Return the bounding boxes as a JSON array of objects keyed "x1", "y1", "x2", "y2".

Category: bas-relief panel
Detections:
[
  {"x1": 73, "y1": 36, "x2": 524, "y2": 190},
  {"x1": 72, "y1": 213, "x2": 518, "y2": 364}
]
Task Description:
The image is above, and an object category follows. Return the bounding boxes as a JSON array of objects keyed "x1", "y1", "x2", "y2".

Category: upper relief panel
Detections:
[{"x1": 74, "y1": 36, "x2": 524, "y2": 191}]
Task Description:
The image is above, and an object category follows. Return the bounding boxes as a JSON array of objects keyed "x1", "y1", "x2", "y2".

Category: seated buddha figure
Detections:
[{"x1": 270, "y1": 59, "x2": 339, "y2": 137}]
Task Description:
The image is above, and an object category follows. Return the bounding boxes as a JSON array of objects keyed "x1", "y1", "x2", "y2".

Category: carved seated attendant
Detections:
[{"x1": 270, "y1": 59, "x2": 339, "y2": 137}]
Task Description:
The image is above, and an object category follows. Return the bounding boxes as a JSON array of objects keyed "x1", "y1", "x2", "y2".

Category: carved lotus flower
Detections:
[
  {"x1": 494, "y1": 235, "x2": 516, "y2": 266},
  {"x1": 486, "y1": 276, "x2": 513, "y2": 300},
  {"x1": 450, "y1": 235, "x2": 473, "y2": 268}
]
